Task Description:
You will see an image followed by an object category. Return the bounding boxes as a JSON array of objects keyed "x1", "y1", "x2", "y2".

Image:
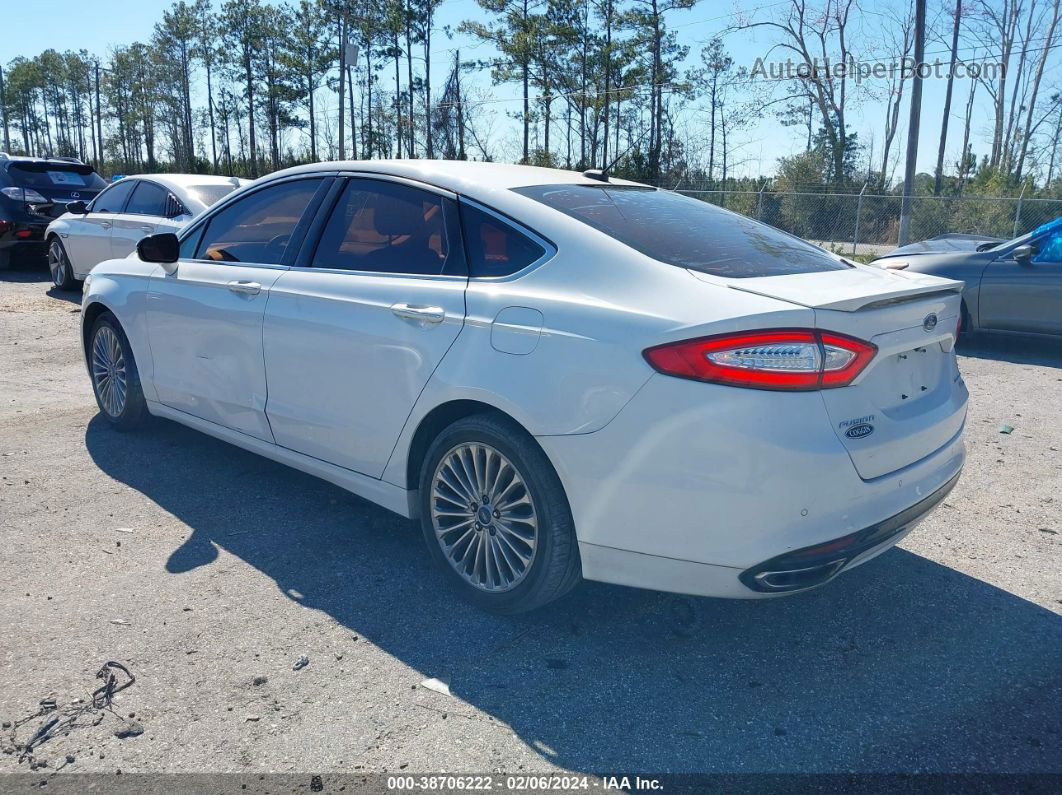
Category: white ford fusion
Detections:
[
  {"x1": 46, "y1": 173, "x2": 246, "y2": 290},
  {"x1": 80, "y1": 161, "x2": 967, "y2": 613}
]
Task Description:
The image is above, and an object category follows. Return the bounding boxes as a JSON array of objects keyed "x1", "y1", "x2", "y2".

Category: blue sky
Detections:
[{"x1": 2, "y1": 0, "x2": 1017, "y2": 182}]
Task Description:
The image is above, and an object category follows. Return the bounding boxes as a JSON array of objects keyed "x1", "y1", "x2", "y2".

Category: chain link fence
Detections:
[{"x1": 677, "y1": 190, "x2": 1062, "y2": 260}]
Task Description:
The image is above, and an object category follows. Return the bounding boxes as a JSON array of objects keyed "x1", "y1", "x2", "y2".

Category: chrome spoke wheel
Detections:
[
  {"x1": 91, "y1": 325, "x2": 127, "y2": 418},
  {"x1": 430, "y1": 442, "x2": 539, "y2": 593},
  {"x1": 48, "y1": 242, "x2": 66, "y2": 287}
]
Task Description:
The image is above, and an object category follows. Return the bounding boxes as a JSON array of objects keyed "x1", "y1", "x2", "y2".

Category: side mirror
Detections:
[
  {"x1": 137, "y1": 232, "x2": 179, "y2": 272},
  {"x1": 1012, "y1": 244, "x2": 1034, "y2": 264},
  {"x1": 66, "y1": 200, "x2": 88, "y2": 215}
]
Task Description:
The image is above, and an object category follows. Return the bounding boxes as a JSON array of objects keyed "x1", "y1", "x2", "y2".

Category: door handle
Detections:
[
  {"x1": 227, "y1": 280, "x2": 262, "y2": 296},
  {"x1": 139, "y1": 225, "x2": 153, "y2": 233},
  {"x1": 391, "y1": 303, "x2": 446, "y2": 324},
  {"x1": 100, "y1": 221, "x2": 111, "y2": 229}
]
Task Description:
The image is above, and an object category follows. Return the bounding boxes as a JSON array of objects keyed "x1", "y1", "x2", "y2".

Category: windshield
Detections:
[
  {"x1": 8, "y1": 162, "x2": 107, "y2": 190},
  {"x1": 513, "y1": 184, "x2": 850, "y2": 278},
  {"x1": 187, "y1": 183, "x2": 241, "y2": 208},
  {"x1": 981, "y1": 215, "x2": 1062, "y2": 252}
]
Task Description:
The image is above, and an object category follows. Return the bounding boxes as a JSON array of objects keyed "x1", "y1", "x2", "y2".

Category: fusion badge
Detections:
[{"x1": 839, "y1": 414, "x2": 876, "y2": 440}]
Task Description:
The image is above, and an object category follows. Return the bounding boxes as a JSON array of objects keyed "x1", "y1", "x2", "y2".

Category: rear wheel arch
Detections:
[{"x1": 405, "y1": 400, "x2": 532, "y2": 490}]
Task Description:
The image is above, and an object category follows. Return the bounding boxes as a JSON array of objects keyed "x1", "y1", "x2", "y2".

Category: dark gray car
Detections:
[{"x1": 872, "y1": 220, "x2": 1062, "y2": 338}]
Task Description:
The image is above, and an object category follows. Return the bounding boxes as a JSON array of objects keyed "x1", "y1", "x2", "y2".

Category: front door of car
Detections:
[
  {"x1": 111, "y1": 180, "x2": 168, "y2": 258},
  {"x1": 65, "y1": 179, "x2": 136, "y2": 275},
  {"x1": 263, "y1": 176, "x2": 467, "y2": 477},
  {"x1": 981, "y1": 229, "x2": 1062, "y2": 335},
  {"x1": 146, "y1": 177, "x2": 327, "y2": 442}
]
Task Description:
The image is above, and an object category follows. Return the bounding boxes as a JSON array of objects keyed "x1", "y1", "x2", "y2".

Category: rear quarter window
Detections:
[
  {"x1": 459, "y1": 203, "x2": 546, "y2": 277},
  {"x1": 513, "y1": 184, "x2": 850, "y2": 278}
]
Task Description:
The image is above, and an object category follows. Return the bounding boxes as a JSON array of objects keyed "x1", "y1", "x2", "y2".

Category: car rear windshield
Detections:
[
  {"x1": 7, "y1": 162, "x2": 107, "y2": 190},
  {"x1": 187, "y1": 184, "x2": 240, "y2": 207},
  {"x1": 513, "y1": 184, "x2": 851, "y2": 278}
]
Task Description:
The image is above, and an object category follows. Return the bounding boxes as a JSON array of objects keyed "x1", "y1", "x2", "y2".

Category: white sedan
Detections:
[
  {"x1": 46, "y1": 173, "x2": 246, "y2": 290},
  {"x1": 79, "y1": 161, "x2": 968, "y2": 613}
]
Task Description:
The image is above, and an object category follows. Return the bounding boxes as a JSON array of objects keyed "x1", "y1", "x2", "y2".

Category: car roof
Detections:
[
  {"x1": 120, "y1": 173, "x2": 246, "y2": 191},
  {"x1": 261, "y1": 159, "x2": 646, "y2": 196},
  {"x1": 252, "y1": 160, "x2": 649, "y2": 231}
]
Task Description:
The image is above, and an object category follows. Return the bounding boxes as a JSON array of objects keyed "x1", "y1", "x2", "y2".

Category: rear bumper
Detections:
[
  {"x1": 738, "y1": 469, "x2": 961, "y2": 593},
  {"x1": 0, "y1": 219, "x2": 49, "y2": 254},
  {"x1": 539, "y1": 373, "x2": 966, "y2": 599}
]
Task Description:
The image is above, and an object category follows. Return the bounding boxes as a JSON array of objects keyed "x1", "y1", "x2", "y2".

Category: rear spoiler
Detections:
[{"x1": 690, "y1": 267, "x2": 965, "y2": 312}]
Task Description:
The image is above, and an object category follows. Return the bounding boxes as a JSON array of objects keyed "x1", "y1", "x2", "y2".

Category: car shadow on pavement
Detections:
[
  {"x1": 0, "y1": 264, "x2": 49, "y2": 284},
  {"x1": 0, "y1": 262, "x2": 81, "y2": 303},
  {"x1": 85, "y1": 415, "x2": 1062, "y2": 774},
  {"x1": 958, "y1": 333, "x2": 1062, "y2": 368}
]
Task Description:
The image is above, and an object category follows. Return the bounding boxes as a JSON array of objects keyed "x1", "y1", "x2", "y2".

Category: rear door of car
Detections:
[
  {"x1": 65, "y1": 179, "x2": 136, "y2": 276},
  {"x1": 262, "y1": 175, "x2": 467, "y2": 477},
  {"x1": 112, "y1": 180, "x2": 168, "y2": 258},
  {"x1": 980, "y1": 229, "x2": 1062, "y2": 335}
]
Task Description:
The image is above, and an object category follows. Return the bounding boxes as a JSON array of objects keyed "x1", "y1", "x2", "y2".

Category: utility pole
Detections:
[
  {"x1": 898, "y1": 0, "x2": 927, "y2": 246},
  {"x1": 455, "y1": 50, "x2": 465, "y2": 160},
  {"x1": 95, "y1": 62, "x2": 104, "y2": 172},
  {"x1": 0, "y1": 67, "x2": 10, "y2": 153},
  {"x1": 338, "y1": 13, "x2": 346, "y2": 160}
]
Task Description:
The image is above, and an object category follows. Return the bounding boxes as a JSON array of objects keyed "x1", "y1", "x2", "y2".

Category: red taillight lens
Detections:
[{"x1": 643, "y1": 329, "x2": 877, "y2": 391}]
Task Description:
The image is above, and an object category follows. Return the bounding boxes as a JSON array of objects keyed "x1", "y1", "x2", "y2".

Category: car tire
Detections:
[
  {"x1": 88, "y1": 313, "x2": 148, "y2": 431},
  {"x1": 48, "y1": 238, "x2": 78, "y2": 291},
  {"x1": 418, "y1": 413, "x2": 581, "y2": 614}
]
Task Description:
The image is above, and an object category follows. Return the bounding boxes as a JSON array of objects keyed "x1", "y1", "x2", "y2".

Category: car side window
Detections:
[
  {"x1": 179, "y1": 225, "x2": 205, "y2": 259},
  {"x1": 125, "y1": 181, "x2": 169, "y2": 216},
  {"x1": 311, "y1": 178, "x2": 464, "y2": 276},
  {"x1": 91, "y1": 180, "x2": 136, "y2": 214},
  {"x1": 459, "y1": 203, "x2": 546, "y2": 277},
  {"x1": 194, "y1": 178, "x2": 323, "y2": 265},
  {"x1": 1033, "y1": 230, "x2": 1062, "y2": 263}
]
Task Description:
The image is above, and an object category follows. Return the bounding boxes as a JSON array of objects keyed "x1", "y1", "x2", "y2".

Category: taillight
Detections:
[
  {"x1": 0, "y1": 186, "x2": 50, "y2": 204},
  {"x1": 643, "y1": 329, "x2": 877, "y2": 391}
]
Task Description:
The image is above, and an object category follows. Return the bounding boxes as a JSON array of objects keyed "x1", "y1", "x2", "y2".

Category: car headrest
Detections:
[{"x1": 373, "y1": 193, "x2": 422, "y2": 237}]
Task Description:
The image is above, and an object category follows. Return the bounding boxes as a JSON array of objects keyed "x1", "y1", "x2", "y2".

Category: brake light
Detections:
[{"x1": 643, "y1": 329, "x2": 877, "y2": 391}]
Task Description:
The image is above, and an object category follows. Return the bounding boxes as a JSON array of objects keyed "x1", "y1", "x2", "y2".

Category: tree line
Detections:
[{"x1": 3, "y1": 0, "x2": 1062, "y2": 200}]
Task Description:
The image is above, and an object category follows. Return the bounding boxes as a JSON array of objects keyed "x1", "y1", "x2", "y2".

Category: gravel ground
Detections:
[{"x1": 0, "y1": 264, "x2": 1060, "y2": 780}]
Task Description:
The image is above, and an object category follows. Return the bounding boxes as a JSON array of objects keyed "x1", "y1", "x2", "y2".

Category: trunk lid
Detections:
[{"x1": 704, "y1": 266, "x2": 969, "y2": 480}]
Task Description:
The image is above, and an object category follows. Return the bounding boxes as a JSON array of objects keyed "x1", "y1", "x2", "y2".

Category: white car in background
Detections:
[
  {"x1": 80, "y1": 161, "x2": 968, "y2": 613},
  {"x1": 46, "y1": 173, "x2": 246, "y2": 290}
]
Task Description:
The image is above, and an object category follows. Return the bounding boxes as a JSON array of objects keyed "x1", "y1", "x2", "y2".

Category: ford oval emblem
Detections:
[
  {"x1": 845, "y1": 423, "x2": 874, "y2": 439},
  {"x1": 923, "y1": 313, "x2": 938, "y2": 331}
]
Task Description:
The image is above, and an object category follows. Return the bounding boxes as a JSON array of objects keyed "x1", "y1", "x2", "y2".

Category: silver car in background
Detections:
[
  {"x1": 46, "y1": 173, "x2": 247, "y2": 290},
  {"x1": 873, "y1": 218, "x2": 1062, "y2": 338}
]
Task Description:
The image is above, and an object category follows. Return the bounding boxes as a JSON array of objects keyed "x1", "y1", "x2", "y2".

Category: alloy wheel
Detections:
[
  {"x1": 48, "y1": 241, "x2": 67, "y2": 287},
  {"x1": 430, "y1": 442, "x2": 539, "y2": 593},
  {"x1": 91, "y1": 325, "x2": 127, "y2": 417}
]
